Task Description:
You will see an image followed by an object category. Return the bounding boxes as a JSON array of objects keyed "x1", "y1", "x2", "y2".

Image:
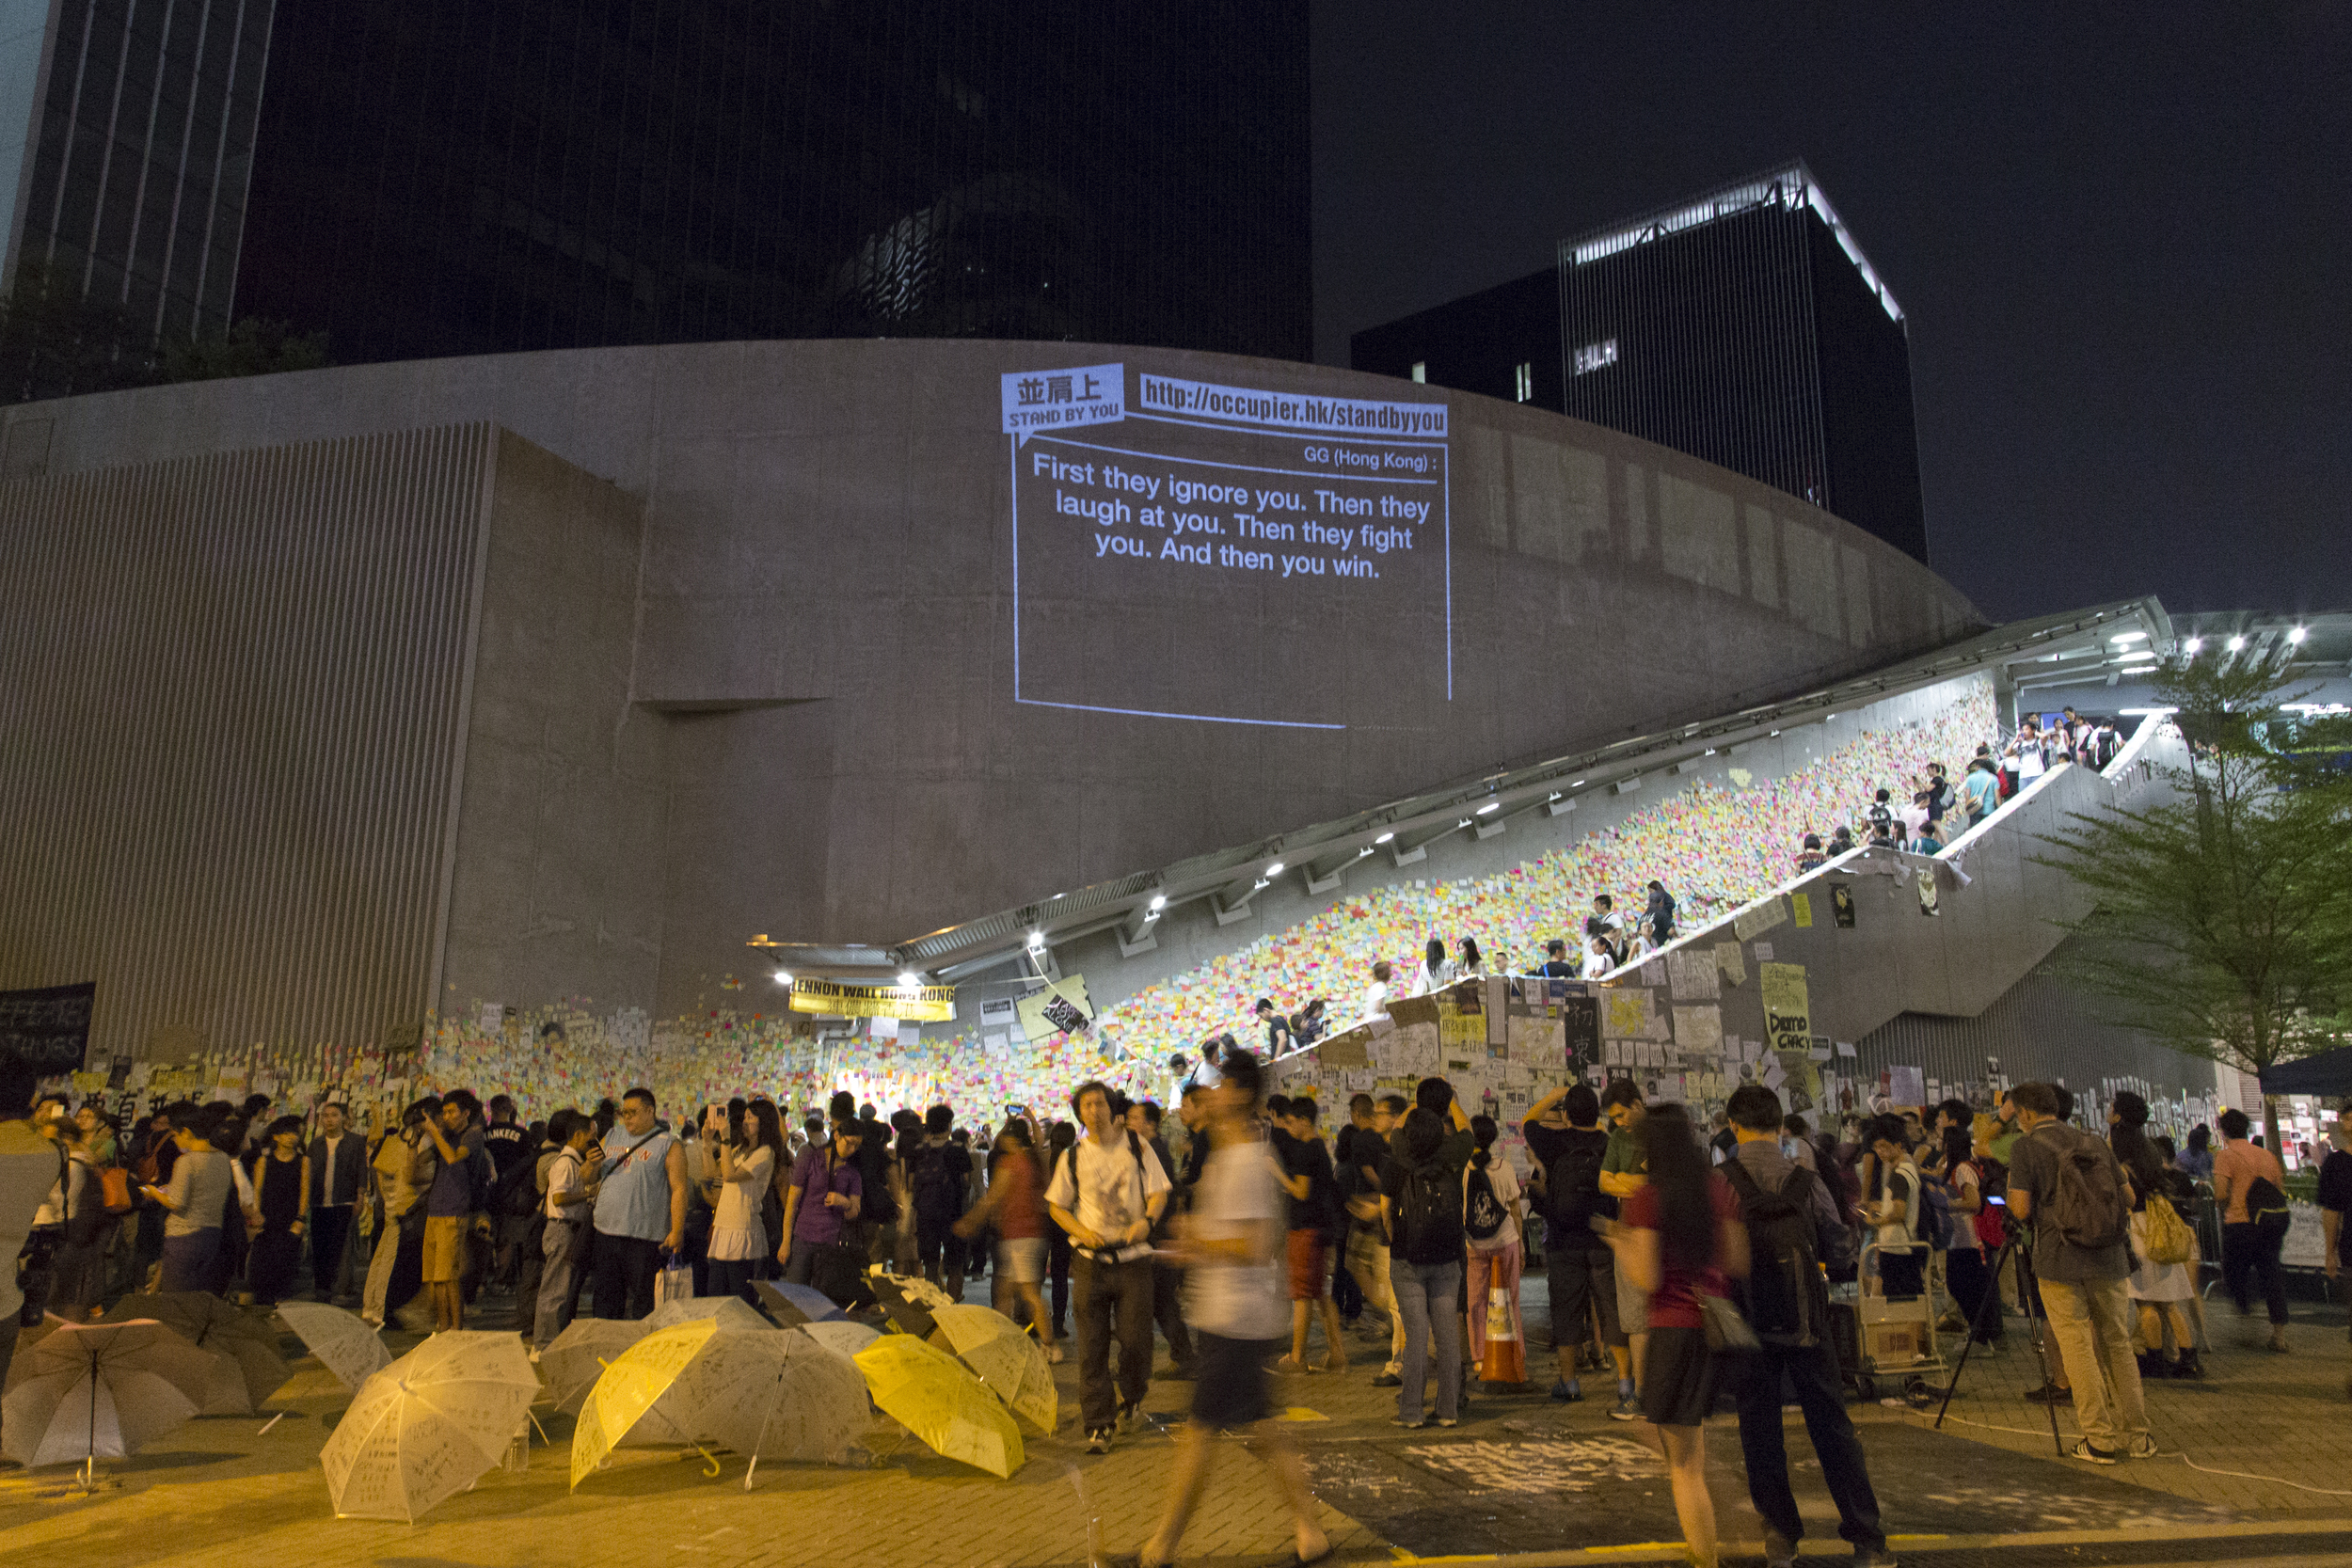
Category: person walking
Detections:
[
  {"x1": 1135, "y1": 1046, "x2": 1329, "y2": 1568},
  {"x1": 958, "y1": 1121, "x2": 1056, "y2": 1357},
  {"x1": 1047, "y1": 1080, "x2": 1170, "y2": 1454},
  {"x1": 1133, "y1": 1099, "x2": 1197, "y2": 1377},
  {"x1": 532, "y1": 1110, "x2": 599, "y2": 1357},
  {"x1": 144, "y1": 1107, "x2": 233, "y2": 1294},
  {"x1": 1523, "y1": 1082, "x2": 1626, "y2": 1404},
  {"x1": 306, "y1": 1101, "x2": 368, "y2": 1303},
  {"x1": 1723, "y1": 1087, "x2": 1894, "y2": 1568},
  {"x1": 1344, "y1": 1094, "x2": 1411, "y2": 1388},
  {"x1": 2005, "y1": 1082, "x2": 2151, "y2": 1464},
  {"x1": 1, "y1": 1060, "x2": 64, "y2": 1400},
  {"x1": 2211, "y1": 1108, "x2": 2291, "y2": 1352},
  {"x1": 590, "y1": 1087, "x2": 687, "y2": 1321},
  {"x1": 1463, "y1": 1115, "x2": 1528, "y2": 1386},
  {"x1": 2318, "y1": 1119, "x2": 2352, "y2": 1348},
  {"x1": 2118, "y1": 1125, "x2": 2201, "y2": 1378},
  {"x1": 1602, "y1": 1104, "x2": 1747, "y2": 1568}
]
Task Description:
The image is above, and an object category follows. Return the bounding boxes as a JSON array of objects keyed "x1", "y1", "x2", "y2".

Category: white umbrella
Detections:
[
  {"x1": 275, "y1": 1301, "x2": 392, "y2": 1391},
  {"x1": 537, "y1": 1318, "x2": 645, "y2": 1415},
  {"x1": 320, "y1": 1331, "x2": 537, "y2": 1522},
  {"x1": 671, "y1": 1330, "x2": 869, "y2": 1478},
  {"x1": 796, "y1": 1320, "x2": 881, "y2": 1359},
  {"x1": 643, "y1": 1295, "x2": 773, "y2": 1335},
  {"x1": 2, "y1": 1320, "x2": 214, "y2": 1474}
]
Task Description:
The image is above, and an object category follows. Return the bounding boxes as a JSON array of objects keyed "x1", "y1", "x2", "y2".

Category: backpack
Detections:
[
  {"x1": 465, "y1": 1142, "x2": 498, "y2": 1214},
  {"x1": 1916, "y1": 1169, "x2": 1955, "y2": 1250},
  {"x1": 911, "y1": 1140, "x2": 966, "y2": 1220},
  {"x1": 1722, "y1": 1159, "x2": 1827, "y2": 1348},
  {"x1": 1393, "y1": 1158, "x2": 1466, "y2": 1264},
  {"x1": 1464, "y1": 1165, "x2": 1506, "y2": 1242},
  {"x1": 494, "y1": 1147, "x2": 543, "y2": 1219},
  {"x1": 1544, "y1": 1127, "x2": 1613, "y2": 1235},
  {"x1": 1970, "y1": 1156, "x2": 2008, "y2": 1250},
  {"x1": 2036, "y1": 1124, "x2": 2129, "y2": 1252},
  {"x1": 2141, "y1": 1191, "x2": 2196, "y2": 1264},
  {"x1": 1056, "y1": 1131, "x2": 1152, "y2": 1242},
  {"x1": 2243, "y1": 1171, "x2": 2288, "y2": 1218}
]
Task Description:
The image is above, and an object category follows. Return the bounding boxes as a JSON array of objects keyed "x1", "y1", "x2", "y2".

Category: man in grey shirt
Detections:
[
  {"x1": 2005, "y1": 1081, "x2": 2148, "y2": 1464},
  {"x1": 1724, "y1": 1086, "x2": 1892, "y2": 1568}
]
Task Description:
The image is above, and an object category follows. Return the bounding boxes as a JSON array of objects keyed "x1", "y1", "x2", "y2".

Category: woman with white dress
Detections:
[{"x1": 703, "y1": 1101, "x2": 783, "y2": 1304}]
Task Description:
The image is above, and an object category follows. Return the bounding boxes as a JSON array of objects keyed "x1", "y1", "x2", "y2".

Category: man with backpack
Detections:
[
  {"x1": 908, "y1": 1104, "x2": 970, "y2": 1299},
  {"x1": 2006, "y1": 1082, "x2": 2150, "y2": 1464},
  {"x1": 1046, "y1": 1079, "x2": 1171, "y2": 1453},
  {"x1": 1522, "y1": 1082, "x2": 1625, "y2": 1404},
  {"x1": 2212, "y1": 1106, "x2": 2293, "y2": 1352},
  {"x1": 1724, "y1": 1087, "x2": 1893, "y2": 1568}
]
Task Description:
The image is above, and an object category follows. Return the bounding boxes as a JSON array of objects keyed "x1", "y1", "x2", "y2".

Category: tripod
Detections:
[{"x1": 1932, "y1": 1221, "x2": 2064, "y2": 1455}]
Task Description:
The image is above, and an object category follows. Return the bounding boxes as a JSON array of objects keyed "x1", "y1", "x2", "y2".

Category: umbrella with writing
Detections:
[
  {"x1": 754, "y1": 1280, "x2": 847, "y2": 1325},
  {"x1": 852, "y1": 1332, "x2": 1025, "y2": 1479},
  {"x1": 930, "y1": 1304, "x2": 1058, "y2": 1434},
  {"x1": 538, "y1": 1317, "x2": 645, "y2": 1415},
  {"x1": 274, "y1": 1301, "x2": 390, "y2": 1392},
  {"x1": 643, "y1": 1295, "x2": 773, "y2": 1335},
  {"x1": 2, "y1": 1320, "x2": 214, "y2": 1475},
  {"x1": 321, "y1": 1331, "x2": 537, "y2": 1521},
  {"x1": 796, "y1": 1320, "x2": 881, "y2": 1359},
  {"x1": 103, "y1": 1291, "x2": 289, "y2": 1413}
]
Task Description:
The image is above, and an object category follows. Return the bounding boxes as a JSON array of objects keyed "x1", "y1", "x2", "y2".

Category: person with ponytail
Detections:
[
  {"x1": 1463, "y1": 1115, "x2": 1527, "y2": 1386},
  {"x1": 1600, "y1": 1104, "x2": 1748, "y2": 1568}
]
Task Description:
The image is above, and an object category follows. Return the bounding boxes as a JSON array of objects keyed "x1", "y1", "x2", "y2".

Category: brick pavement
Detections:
[{"x1": 0, "y1": 1272, "x2": 2344, "y2": 1568}]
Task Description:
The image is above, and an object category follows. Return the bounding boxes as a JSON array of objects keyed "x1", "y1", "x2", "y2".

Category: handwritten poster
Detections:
[{"x1": 1759, "y1": 962, "x2": 1812, "y2": 1057}]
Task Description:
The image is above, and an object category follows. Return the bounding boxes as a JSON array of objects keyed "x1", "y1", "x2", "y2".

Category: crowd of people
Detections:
[{"x1": 5, "y1": 1042, "x2": 2344, "y2": 1567}]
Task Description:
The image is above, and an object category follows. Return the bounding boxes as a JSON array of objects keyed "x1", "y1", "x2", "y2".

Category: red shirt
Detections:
[
  {"x1": 1622, "y1": 1173, "x2": 1739, "y2": 1329},
  {"x1": 993, "y1": 1150, "x2": 1046, "y2": 1240}
]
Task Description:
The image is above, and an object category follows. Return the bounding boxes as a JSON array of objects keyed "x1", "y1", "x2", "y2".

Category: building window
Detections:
[
  {"x1": 1573, "y1": 338, "x2": 1618, "y2": 376},
  {"x1": 1410, "y1": 361, "x2": 1426, "y2": 383},
  {"x1": 1514, "y1": 361, "x2": 1533, "y2": 402}
]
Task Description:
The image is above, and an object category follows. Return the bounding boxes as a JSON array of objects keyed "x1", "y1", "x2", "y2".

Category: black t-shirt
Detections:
[
  {"x1": 1274, "y1": 1131, "x2": 1338, "y2": 1233},
  {"x1": 1379, "y1": 1149, "x2": 1469, "y2": 1263},
  {"x1": 2317, "y1": 1150, "x2": 2352, "y2": 1264},
  {"x1": 1352, "y1": 1130, "x2": 1391, "y2": 1196},
  {"x1": 1524, "y1": 1120, "x2": 1612, "y2": 1246},
  {"x1": 482, "y1": 1122, "x2": 531, "y2": 1176}
]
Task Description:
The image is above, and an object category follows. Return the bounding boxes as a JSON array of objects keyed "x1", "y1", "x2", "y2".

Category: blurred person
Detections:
[
  {"x1": 1597, "y1": 1080, "x2": 1650, "y2": 1418},
  {"x1": 1135, "y1": 1046, "x2": 1327, "y2": 1568},
  {"x1": 1134, "y1": 1099, "x2": 1195, "y2": 1375},
  {"x1": 1601, "y1": 1105, "x2": 1748, "y2": 1568},
  {"x1": 2212, "y1": 1107, "x2": 2291, "y2": 1352},
  {"x1": 1346, "y1": 1094, "x2": 1411, "y2": 1386},
  {"x1": 1270, "y1": 1096, "x2": 1345, "y2": 1373},
  {"x1": 957, "y1": 1120, "x2": 1056, "y2": 1358},
  {"x1": 1643, "y1": 880, "x2": 1676, "y2": 944},
  {"x1": 1415, "y1": 937, "x2": 1454, "y2": 996},
  {"x1": 361, "y1": 1098, "x2": 437, "y2": 1327},
  {"x1": 2317, "y1": 1120, "x2": 2351, "y2": 1345},
  {"x1": 1359, "y1": 959, "x2": 1396, "y2": 1021},
  {"x1": 1, "y1": 1060, "x2": 61, "y2": 1392}
]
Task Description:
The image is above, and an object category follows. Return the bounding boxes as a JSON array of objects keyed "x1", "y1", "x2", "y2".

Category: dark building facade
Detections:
[
  {"x1": 230, "y1": 1, "x2": 1311, "y2": 365},
  {"x1": 1354, "y1": 165, "x2": 1929, "y2": 565}
]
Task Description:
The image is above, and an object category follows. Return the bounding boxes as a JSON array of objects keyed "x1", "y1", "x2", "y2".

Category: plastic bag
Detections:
[{"x1": 655, "y1": 1255, "x2": 694, "y2": 1307}]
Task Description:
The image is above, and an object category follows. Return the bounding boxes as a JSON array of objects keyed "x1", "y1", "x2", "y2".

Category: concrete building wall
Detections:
[{"x1": 0, "y1": 341, "x2": 1984, "y2": 1028}]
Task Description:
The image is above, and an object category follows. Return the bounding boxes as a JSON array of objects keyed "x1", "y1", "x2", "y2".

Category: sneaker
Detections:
[
  {"x1": 1372, "y1": 1370, "x2": 1402, "y2": 1388},
  {"x1": 2124, "y1": 1434, "x2": 2159, "y2": 1460},
  {"x1": 1549, "y1": 1377, "x2": 1581, "y2": 1402},
  {"x1": 1435, "y1": 1416, "x2": 1458, "y2": 1428},
  {"x1": 1852, "y1": 1549, "x2": 1899, "y2": 1568},
  {"x1": 1086, "y1": 1428, "x2": 1112, "y2": 1454},
  {"x1": 1164, "y1": 1359, "x2": 1198, "y2": 1381},
  {"x1": 2172, "y1": 1350, "x2": 2205, "y2": 1379},
  {"x1": 2067, "y1": 1438, "x2": 2121, "y2": 1465},
  {"x1": 1608, "y1": 1395, "x2": 1642, "y2": 1421},
  {"x1": 1045, "y1": 1344, "x2": 1065, "y2": 1365},
  {"x1": 1762, "y1": 1528, "x2": 1798, "y2": 1568},
  {"x1": 1117, "y1": 1401, "x2": 1142, "y2": 1433},
  {"x1": 1389, "y1": 1417, "x2": 1426, "y2": 1429},
  {"x1": 2023, "y1": 1383, "x2": 2074, "y2": 1404},
  {"x1": 527, "y1": 1347, "x2": 542, "y2": 1364}
]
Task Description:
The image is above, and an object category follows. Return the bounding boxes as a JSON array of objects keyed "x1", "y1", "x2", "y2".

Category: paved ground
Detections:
[{"x1": 2, "y1": 1270, "x2": 2346, "y2": 1568}]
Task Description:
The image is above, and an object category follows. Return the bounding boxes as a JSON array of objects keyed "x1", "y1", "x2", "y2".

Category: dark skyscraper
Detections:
[
  {"x1": 1354, "y1": 164, "x2": 1928, "y2": 565},
  {"x1": 230, "y1": 2, "x2": 1311, "y2": 366}
]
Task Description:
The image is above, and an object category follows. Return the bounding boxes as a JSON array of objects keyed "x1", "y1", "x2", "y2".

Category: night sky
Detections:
[{"x1": 1311, "y1": 4, "x2": 2350, "y2": 625}]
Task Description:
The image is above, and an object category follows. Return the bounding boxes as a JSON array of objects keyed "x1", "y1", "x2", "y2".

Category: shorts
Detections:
[
  {"x1": 1286, "y1": 1230, "x2": 1330, "y2": 1300},
  {"x1": 1614, "y1": 1259, "x2": 1649, "y2": 1337},
  {"x1": 996, "y1": 1236, "x2": 1046, "y2": 1285},
  {"x1": 421, "y1": 1215, "x2": 467, "y2": 1283},
  {"x1": 1639, "y1": 1324, "x2": 1714, "y2": 1428},
  {"x1": 1191, "y1": 1330, "x2": 1278, "y2": 1431},
  {"x1": 1546, "y1": 1243, "x2": 1625, "y2": 1350}
]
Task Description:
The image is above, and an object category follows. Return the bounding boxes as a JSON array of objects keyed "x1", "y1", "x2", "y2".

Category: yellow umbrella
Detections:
[
  {"x1": 852, "y1": 1333, "x2": 1025, "y2": 1479},
  {"x1": 930, "y1": 1305, "x2": 1058, "y2": 1434},
  {"x1": 571, "y1": 1321, "x2": 721, "y2": 1488}
]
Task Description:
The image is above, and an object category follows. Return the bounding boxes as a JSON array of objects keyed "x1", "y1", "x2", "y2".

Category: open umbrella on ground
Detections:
[
  {"x1": 538, "y1": 1318, "x2": 645, "y2": 1415},
  {"x1": 755, "y1": 1281, "x2": 847, "y2": 1325},
  {"x1": 2, "y1": 1320, "x2": 215, "y2": 1477},
  {"x1": 321, "y1": 1331, "x2": 537, "y2": 1521},
  {"x1": 852, "y1": 1332, "x2": 1025, "y2": 1479},
  {"x1": 570, "y1": 1322, "x2": 722, "y2": 1486},
  {"x1": 866, "y1": 1271, "x2": 950, "y2": 1338},
  {"x1": 930, "y1": 1304, "x2": 1058, "y2": 1434},
  {"x1": 643, "y1": 1295, "x2": 772, "y2": 1334},
  {"x1": 672, "y1": 1328, "x2": 869, "y2": 1481},
  {"x1": 103, "y1": 1292, "x2": 289, "y2": 1412},
  {"x1": 795, "y1": 1320, "x2": 880, "y2": 1359},
  {"x1": 274, "y1": 1301, "x2": 390, "y2": 1392}
]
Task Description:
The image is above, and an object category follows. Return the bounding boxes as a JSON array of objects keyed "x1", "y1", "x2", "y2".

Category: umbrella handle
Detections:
[
  {"x1": 528, "y1": 1410, "x2": 551, "y2": 1447},
  {"x1": 692, "y1": 1442, "x2": 722, "y2": 1479}
]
